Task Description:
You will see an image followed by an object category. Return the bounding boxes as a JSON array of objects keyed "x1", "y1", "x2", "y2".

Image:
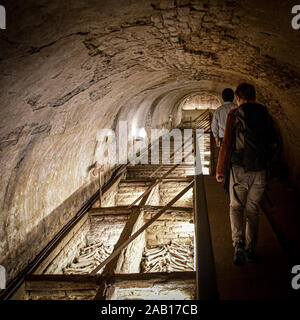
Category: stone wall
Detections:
[
  {"x1": 25, "y1": 277, "x2": 99, "y2": 300},
  {"x1": 115, "y1": 181, "x2": 153, "y2": 206},
  {"x1": 87, "y1": 215, "x2": 128, "y2": 247},
  {"x1": 109, "y1": 279, "x2": 196, "y2": 300},
  {"x1": 1, "y1": 179, "x2": 99, "y2": 283},
  {"x1": 160, "y1": 182, "x2": 193, "y2": 207},
  {"x1": 145, "y1": 209, "x2": 194, "y2": 247}
]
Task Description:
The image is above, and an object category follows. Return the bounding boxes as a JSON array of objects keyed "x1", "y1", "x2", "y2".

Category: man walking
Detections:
[
  {"x1": 212, "y1": 88, "x2": 237, "y2": 146},
  {"x1": 216, "y1": 83, "x2": 277, "y2": 266}
]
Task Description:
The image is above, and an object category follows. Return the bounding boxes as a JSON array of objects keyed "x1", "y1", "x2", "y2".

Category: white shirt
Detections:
[{"x1": 211, "y1": 101, "x2": 237, "y2": 139}]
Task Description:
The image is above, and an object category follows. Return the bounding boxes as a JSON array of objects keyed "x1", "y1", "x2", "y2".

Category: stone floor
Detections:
[{"x1": 204, "y1": 176, "x2": 293, "y2": 300}]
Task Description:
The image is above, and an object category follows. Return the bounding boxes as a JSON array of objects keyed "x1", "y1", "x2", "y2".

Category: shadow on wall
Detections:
[{"x1": 1, "y1": 178, "x2": 99, "y2": 287}]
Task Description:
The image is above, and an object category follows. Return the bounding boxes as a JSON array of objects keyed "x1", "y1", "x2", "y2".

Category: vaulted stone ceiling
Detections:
[{"x1": 0, "y1": 0, "x2": 299, "y2": 282}]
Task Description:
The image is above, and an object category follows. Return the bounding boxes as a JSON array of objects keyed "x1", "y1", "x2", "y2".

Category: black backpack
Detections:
[{"x1": 231, "y1": 103, "x2": 275, "y2": 172}]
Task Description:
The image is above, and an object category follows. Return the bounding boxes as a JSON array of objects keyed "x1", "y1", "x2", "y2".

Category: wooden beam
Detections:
[
  {"x1": 25, "y1": 271, "x2": 195, "y2": 285},
  {"x1": 93, "y1": 275, "x2": 114, "y2": 300},
  {"x1": 113, "y1": 271, "x2": 196, "y2": 282},
  {"x1": 127, "y1": 164, "x2": 194, "y2": 169},
  {"x1": 89, "y1": 207, "x2": 133, "y2": 215},
  {"x1": 92, "y1": 206, "x2": 142, "y2": 276},
  {"x1": 91, "y1": 181, "x2": 194, "y2": 276},
  {"x1": 139, "y1": 185, "x2": 153, "y2": 206},
  {"x1": 120, "y1": 177, "x2": 193, "y2": 183},
  {"x1": 92, "y1": 206, "x2": 143, "y2": 299},
  {"x1": 26, "y1": 274, "x2": 101, "y2": 282},
  {"x1": 24, "y1": 272, "x2": 196, "y2": 292},
  {"x1": 89, "y1": 205, "x2": 193, "y2": 216},
  {"x1": 25, "y1": 274, "x2": 102, "y2": 291},
  {"x1": 143, "y1": 205, "x2": 193, "y2": 213}
]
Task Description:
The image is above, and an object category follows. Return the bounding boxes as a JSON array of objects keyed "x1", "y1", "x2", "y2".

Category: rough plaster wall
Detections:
[{"x1": 0, "y1": 0, "x2": 299, "y2": 282}]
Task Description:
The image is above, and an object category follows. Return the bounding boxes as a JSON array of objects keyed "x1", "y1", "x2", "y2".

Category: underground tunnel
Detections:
[{"x1": 0, "y1": 0, "x2": 300, "y2": 303}]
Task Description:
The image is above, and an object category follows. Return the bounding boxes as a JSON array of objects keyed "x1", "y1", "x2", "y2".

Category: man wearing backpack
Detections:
[{"x1": 216, "y1": 83, "x2": 277, "y2": 266}]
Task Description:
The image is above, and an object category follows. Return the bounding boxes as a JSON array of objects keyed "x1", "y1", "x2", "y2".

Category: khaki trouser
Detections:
[{"x1": 229, "y1": 165, "x2": 266, "y2": 250}]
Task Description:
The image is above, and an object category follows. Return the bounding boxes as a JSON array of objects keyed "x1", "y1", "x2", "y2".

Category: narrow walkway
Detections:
[{"x1": 204, "y1": 176, "x2": 292, "y2": 300}]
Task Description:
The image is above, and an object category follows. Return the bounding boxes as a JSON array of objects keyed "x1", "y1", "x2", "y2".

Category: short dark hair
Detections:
[
  {"x1": 235, "y1": 83, "x2": 256, "y2": 101},
  {"x1": 222, "y1": 88, "x2": 234, "y2": 102}
]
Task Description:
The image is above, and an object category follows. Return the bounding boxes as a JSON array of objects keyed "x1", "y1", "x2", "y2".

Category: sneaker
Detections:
[
  {"x1": 233, "y1": 240, "x2": 245, "y2": 266},
  {"x1": 245, "y1": 248, "x2": 259, "y2": 263}
]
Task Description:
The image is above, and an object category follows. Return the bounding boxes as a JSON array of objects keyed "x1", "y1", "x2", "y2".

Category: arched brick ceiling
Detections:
[{"x1": 0, "y1": 0, "x2": 299, "y2": 283}]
